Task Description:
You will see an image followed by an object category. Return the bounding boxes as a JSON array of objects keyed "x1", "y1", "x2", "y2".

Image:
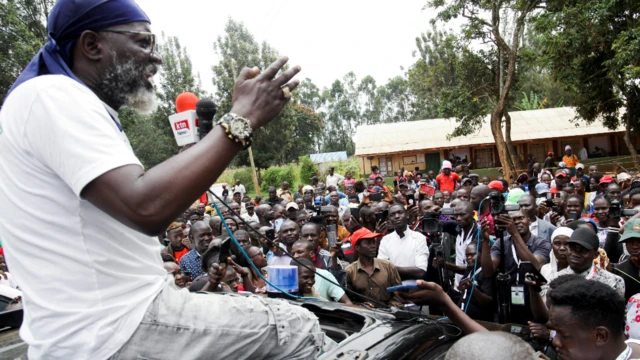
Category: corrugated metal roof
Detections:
[
  {"x1": 310, "y1": 151, "x2": 348, "y2": 163},
  {"x1": 354, "y1": 107, "x2": 624, "y2": 157}
]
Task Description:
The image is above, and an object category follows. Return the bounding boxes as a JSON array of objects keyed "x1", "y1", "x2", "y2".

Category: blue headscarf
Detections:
[{"x1": 6, "y1": 0, "x2": 150, "y2": 97}]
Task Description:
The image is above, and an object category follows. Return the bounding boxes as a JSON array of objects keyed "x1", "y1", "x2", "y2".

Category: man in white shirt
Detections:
[
  {"x1": 326, "y1": 167, "x2": 345, "y2": 189},
  {"x1": 241, "y1": 203, "x2": 259, "y2": 223},
  {"x1": 0, "y1": 2, "x2": 322, "y2": 359},
  {"x1": 232, "y1": 179, "x2": 245, "y2": 198},
  {"x1": 378, "y1": 204, "x2": 429, "y2": 285}
]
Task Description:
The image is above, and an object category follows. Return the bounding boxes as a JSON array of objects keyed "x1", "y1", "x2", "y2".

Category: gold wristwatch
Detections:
[{"x1": 217, "y1": 113, "x2": 253, "y2": 149}]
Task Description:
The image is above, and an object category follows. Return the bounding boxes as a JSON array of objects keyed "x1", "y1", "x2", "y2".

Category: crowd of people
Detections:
[{"x1": 155, "y1": 157, "x2": 640, "y2": 358}]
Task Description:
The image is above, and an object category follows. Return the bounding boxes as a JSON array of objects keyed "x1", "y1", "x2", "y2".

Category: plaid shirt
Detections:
[{"x1": 179, "y1": 249, "x2": 205, "y2": 279}]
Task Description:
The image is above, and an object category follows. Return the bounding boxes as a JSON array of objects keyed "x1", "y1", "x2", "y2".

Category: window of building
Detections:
[
  {"x1": 529, "y1": 143, "x2": 547, "y2": 164},
  {"x1": 379, "y1": 157, "x2": 393, "y2": 176},
  {"x1": 474, "y1": 148, "x2": 494, "y2": 169}
]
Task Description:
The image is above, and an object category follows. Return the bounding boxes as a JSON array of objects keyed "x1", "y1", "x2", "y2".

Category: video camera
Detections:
[
  {"x1": 609, "y1": 200, "x2": 639, "y2": 218},
  {"x1": 489, "y1": 191, "x2": 520, "y2": 217},
  {"x1": 420, "y1": 208, "x2": 455, "y2": 237}
]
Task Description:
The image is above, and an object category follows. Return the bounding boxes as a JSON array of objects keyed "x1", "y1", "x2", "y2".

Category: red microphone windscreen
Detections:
[{"x1": 175, "y1": 92, "x2": 199, "y2": 113}]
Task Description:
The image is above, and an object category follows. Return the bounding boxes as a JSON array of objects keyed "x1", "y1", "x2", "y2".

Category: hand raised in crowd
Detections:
[
  {"x1": 407, "y1": 205, "x2": 419, "y2": 223},
  {"x1": 549, "y1": 211, "x2": 560, "y2": 227},
  {"x1": 181, "y1": 237, "x2": 191, "y2": 249},
  {"x1": 528, "y1": 322, "x2": 551, "y2": 340},
  {"x1": 457, "y1": 279, "x2": 472, "y2": 292},
  {"x1": 208, "y1": 262, "x2": 227, "y2": 286},
  {"x1": 231, "y1": 57, "x2": 301, "y2": 129},
  {"x1": 432, "y1": 256, "x2": 445, "y2": 269},
  {"x1": 228, "y1": 258, "x2": 249, "y2": 277},
  {"x1": 495, "y1": 214, "x2": 517, "y2": 235},
  {"x1": 481, "y1": 218, "x2": 492, "y2": 242},
  {"x1": 375, "y1": 220, "x2": 389, "y2": 234},
  {"x1": 330, "y1": 241, "x2": 344, "y2": 259},
  {"x1": 396, "y1": 280, "x2": 448, "y2": 307}
]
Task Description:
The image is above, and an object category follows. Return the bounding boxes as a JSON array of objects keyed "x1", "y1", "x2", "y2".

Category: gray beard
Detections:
[{"x1": 96, "y1": 54, "x2": 159, "y2": 115}]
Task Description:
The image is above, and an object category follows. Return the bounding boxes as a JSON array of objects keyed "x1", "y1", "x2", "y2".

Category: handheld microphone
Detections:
[
  {"x1": 175, "y1": 92, "x2": 198, "y2": 113},
  {"x1": 168, "y1": 92, "x2": 200, "y2": 146},
  {"x1": 196, "y1": 98, "x2": 216, "y2": 139}
]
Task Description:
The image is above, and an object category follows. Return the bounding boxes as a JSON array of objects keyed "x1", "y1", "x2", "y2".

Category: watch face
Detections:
[{"x1": 230, "y1": 118, "x2": 249, "y2": 138}]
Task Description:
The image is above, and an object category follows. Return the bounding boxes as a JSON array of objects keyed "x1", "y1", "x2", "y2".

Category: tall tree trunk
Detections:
[
  {"x1": 491, "y1": 111, "x2": 518, "y2": 182},
  {"x1": 504, "y1": 111, "x2": 521, "y2": 172}
]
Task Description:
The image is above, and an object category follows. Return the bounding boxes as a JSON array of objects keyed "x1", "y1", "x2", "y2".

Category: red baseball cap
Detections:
[
  {"x1": 599, "y1": 175, "x2": 614, "y2": 184},
  {"x1": 350, "y1": 228, "x2": 383, "y2": 248},
  {"x1": 488, "y1": 180, "x2": 504, "y2": 192},
  {"x1": 555, "y1": 171, "x2": 567, "y2": 178}
]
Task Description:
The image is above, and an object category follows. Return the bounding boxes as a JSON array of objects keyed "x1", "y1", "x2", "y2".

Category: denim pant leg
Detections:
[{"x1": 110, "y1": 279, "x2": 325, "y2": 360}]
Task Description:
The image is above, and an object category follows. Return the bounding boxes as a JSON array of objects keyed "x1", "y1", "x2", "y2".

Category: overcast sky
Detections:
[{"x1": 136, "y1": 0, "x2": 438, "y2": 94}]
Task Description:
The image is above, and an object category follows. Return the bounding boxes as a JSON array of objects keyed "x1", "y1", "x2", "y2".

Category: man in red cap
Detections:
[
  {"x1": 345, "y1": 228, "x2": 403, "y2": 307},
  {"x1": 551, "y1": 170, "x2": 569, "y2": 193},
  {"x1": 488, "y1": 180, "x2": 504, "y2": 193}
]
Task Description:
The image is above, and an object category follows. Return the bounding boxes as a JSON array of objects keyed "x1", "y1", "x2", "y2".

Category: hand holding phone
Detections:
[{"x1": 387, "y1": 284, "x2": 420, "y2": 292}]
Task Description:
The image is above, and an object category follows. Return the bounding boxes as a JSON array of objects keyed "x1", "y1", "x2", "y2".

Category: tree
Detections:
[
  {"x1": 420, "y1": 0, "x2": 544, "y2": 181},
  {"x1": 535, "y1": 0, "x2": 640, "y2": 169},
  {"x1": 212, "y1": 18, "x2": 324, "y2": 168},
  {"x1": 119, "y1": 34, "x2": 205, "y2": 168},
  {"x1": 0, "y1": 0, "x2": 53, "y2": 103}
]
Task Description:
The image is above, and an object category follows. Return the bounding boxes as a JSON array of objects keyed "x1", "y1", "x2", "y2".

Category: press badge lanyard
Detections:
[
  {"x1": 511, "y1": 245, "x2": 525, "y2": 306},
  {"x1": 512, "y1": 244, "x2": 521, "y2": 282}
]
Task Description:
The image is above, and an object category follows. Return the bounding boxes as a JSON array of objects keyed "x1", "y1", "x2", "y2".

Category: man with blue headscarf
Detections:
[{"x1": 0, "y1": 1, "x2": 322, "y2": 359}]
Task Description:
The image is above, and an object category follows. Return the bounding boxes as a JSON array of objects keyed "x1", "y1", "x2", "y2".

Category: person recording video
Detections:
[{"x1": 479, "y1": 208, "x2": 551, "y2": 325}]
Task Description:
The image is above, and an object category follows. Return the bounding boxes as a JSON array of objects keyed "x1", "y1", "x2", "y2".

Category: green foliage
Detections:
[
  {"x1": 213, "y1": 19, "x2": 324, "y2": 169},
  {"x1": 260, "y1": 165, "x2": 296, "y2": 192},
  {"x1": 233, "y1": 167, "x2": 255, "y2": 194},
  {"x1": 320, "y1": 157, "x2": 361, "y2": 181},
  {"x1": 514, "y1": 92, "x2": 545, "y2": 111},
  {"x1": 217, "y1": 170, "x2": 235, "y2": 186},
  {"x1": 298, "y1": 156, "x2": 319, "y2": 185},
  {"x1": 408, "y1": 25, "x2": 493, "y2": 137},
  {"x1": 0, "y1": 0, "x2": 52, "y2": 103},
  {"x1": 534, "y1": 0, "x2": 640, "y2": 167}
]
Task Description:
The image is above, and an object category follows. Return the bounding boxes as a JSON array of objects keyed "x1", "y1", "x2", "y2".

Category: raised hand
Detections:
[{"x1": 230, "y1": 57, "x2": 301, "y2": 129}]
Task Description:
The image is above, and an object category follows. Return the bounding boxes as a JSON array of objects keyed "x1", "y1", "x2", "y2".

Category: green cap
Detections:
[{"x1": 620, "y1": 218, "x2": 640, "y2": 243}]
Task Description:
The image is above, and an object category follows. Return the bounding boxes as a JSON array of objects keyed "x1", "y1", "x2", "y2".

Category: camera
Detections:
[
  {"x1": 489, "y1": 191, "x2": 520, "y2": 216},
  {"x1": 420, "y1": 208, "x2": 454, "y2": 235},
  {"x1": 609, "y1": 200, "x2": 639, "y2": 218}
]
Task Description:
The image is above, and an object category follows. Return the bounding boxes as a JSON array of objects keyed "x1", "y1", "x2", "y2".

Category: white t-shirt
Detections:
[
  {"x1": 232, "y1": 184, "x2": 246, "y2": 197},
  {"x1": 326, "y1": 174, "x2": 344, "y2": 188},
  {"x1": 0, "y1": 272, "x2": 18, "y2": 289},
  {"x1": 0, "y1": 76, "x2": 166, "y2": 359},
  {"x1": 378, "y1": 228, "x2": 429, "y2": 285}
]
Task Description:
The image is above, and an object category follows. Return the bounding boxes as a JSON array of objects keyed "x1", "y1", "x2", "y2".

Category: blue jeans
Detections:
[{"x1": 110, "y1": 277, "x2": 326, "y2": 359}]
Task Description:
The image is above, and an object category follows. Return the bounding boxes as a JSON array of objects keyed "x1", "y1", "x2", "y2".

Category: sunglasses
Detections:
[{"x1": 100, "y1": 29, "x2": 156, "y2": 53}]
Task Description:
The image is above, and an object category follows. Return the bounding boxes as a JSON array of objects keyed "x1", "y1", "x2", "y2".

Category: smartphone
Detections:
[
  {"x1": 519, "y1": 261, "x2": 548, "y2": 287},
  {"x1": 552, "y1": 205, "x2": 559, "y2": 213},
  {"x1": 568, "y1": 211, "x2": 580, "y2": 220},
  {"x1": 406, "y1": 193, "x2": 415, "y2": 207},
  {"x1": 387, "y1": 284, "x2": 420, "y2": 292},
  {"x1": 376, "y1": 209, "x2": 388, "y2": 223},
  {"x1": 265, "y1": 229, "x2": 275, "y2": 241},
  {"x1": 370, "y1": 193, "x2": 383, "y2": 202},
  {"x1": 350, "y1": 207, "x2": 361, "y2": 220},
  {"x1": 326, "y1": 224, "x2": 338, "y2": 247}
]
